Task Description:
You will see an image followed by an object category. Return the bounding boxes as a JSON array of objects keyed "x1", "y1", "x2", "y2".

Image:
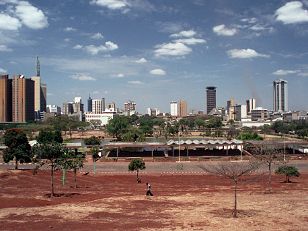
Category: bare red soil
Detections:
[{"x1": 0, "y1": 169, "x2": 307, "y2": 231}]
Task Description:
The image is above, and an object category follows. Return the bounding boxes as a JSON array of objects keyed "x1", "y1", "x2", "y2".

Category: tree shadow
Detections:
[
  {"x1": 44, "y1": 192, "x2": 80, "y2": 198},
  {"x1": 210, "y1": 208, "x2": 260, "y2": 218}
]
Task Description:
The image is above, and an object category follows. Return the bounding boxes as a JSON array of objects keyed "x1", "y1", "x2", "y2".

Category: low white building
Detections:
[{"x1": 85, "y1": 111, "x2": 116, "y2": 126}]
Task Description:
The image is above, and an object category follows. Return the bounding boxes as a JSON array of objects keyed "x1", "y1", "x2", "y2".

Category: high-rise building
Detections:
[
  {"x1": 273, "y1": 79, "x2": 288, "y2": 112},
  {"x1": 107, "y1": 102, "x2": 116, "y2": 112},
  {"x1": 0, "y1": 75, "x2": 12, "y2": 122},
  {"x1": 234, "y1": 105, "x2": 247, "y2": 121},
  {"x1": 170, "y1": 101, "x2": 178, "y2": 116},
  {"x1": 47, "y1": 105, "x2": 61, "y2": 115},
  {"x1": 87, "y1": 95, "x2": 92, "y2": 112},
  {"x1": 62, "y1": 102, "x2": 74, "y2": 115},
  {"x1": 178, "y1": 99, "x2": 187, "y2": 117},
  {"x1": 92, "y1": 99, "x2": 104, "y2": 114},
  {"x1": 102, "y1": 97, "x2": 106, "y2": 112},
  {"x1": 206, "y1": 86, "x2": 216, "y2": 114},
  {"x1": 146, "y1": 108, "x2": 160, "y2": 116},
  {"x1": 246, "y1": 98, "x2": 256, "y2": 115},
  {"x1": 124, "y1": 100, "x2": 136, "y2": 115},
  {"x1": 227, "y1": 98, "x2": 235, "y2": 121},
  {"x1": 12, "y1": 75, "x2": 35, "y2": 122}
]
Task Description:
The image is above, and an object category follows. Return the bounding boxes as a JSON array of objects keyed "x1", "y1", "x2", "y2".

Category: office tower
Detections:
[
  {"x1": 73, "y1": 97, "x2": 84, "y2": 113},
  {"x1": 178, "y1": 100, "x2": 187, "y2": 117},
  {"x1": 206, "y1": 86, "x2": 216, "y2": 114},
  {"x1": 273, "y1": 79, "x2": 288, "y2": 112},
  {"x1": 92, "y1": 99, "x2": 103, "y2": 114},
  {"x1": 124, "y1": 100, "x2": 136, "y2": 112},
  {"x1": 102, "y1": 97, "x2": 106, "y2": 112},
  {"x1": 107, "y1": 102, "x2": 116, "y2": 112},
  {"x1": 147, "y1": 108, "x2": 160, "y2": 116},
  {"x1": 246, "y1": 98, "x2": 256, "y2": 115},
  {"x1": 170, "y1": 101, "x2": 178, "y2": 116},
  {"x1": 31, "y1": 57, "x2": 46, "y2": 114},
  {"x1": 62, "y1": 102, "x2": 74, "y2": 115},
  {"x1": 47, "y1": 105, "x2": 61, "y2": 115},
  {"x1": 226, "y1": 98, "x2": 235, "y2": 120},
  {"x1": 234, "y1": 105, "x2": 247, "y2": 121},
  {"x1": 0, "y1": 75, "x2": 12, "y2": 122},
  {"x1": 12, "y1": 75, "x2": 35, "y2": 122},
  {"x1": 251, "y1": 107, "x2": 268, "y2": 121},
  {"x1": 87, "y1": 95, "x2": 92, "y2": 112}
]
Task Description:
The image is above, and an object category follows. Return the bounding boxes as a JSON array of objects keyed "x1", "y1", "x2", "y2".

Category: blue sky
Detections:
[{"x1": 0, "y1": 0, "x2": 308, "y2": 113}]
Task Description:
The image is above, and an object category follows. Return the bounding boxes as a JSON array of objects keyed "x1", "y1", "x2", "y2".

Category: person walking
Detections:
[{"x1": 146, "y1": 182, "x2": 153, "y2": 196}]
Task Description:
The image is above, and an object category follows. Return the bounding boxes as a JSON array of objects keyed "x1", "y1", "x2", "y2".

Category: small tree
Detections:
[
  {"x1": 3, "y1": 128, "x2": 32, "y2": 169},
  {"x1": 200, "y1": 161, "x2": 259, "y2": 218},
  {"x1": 32, "y1": 143, "x2": 65, "y2": 197},
  {"x1": 91, "y1": 146, "x2": 101, "y2": 174},
  {"x1": 275, "y1": 165, "x2": 300, "y2": 183},
  {"x1": 251, "y1": 145, "x2": 283, "y2": 193},
  {"x1": 84, "y1": 136, "x2": 101, "y2": 146},
  {"x1": 128, "y1": 159, "x2": 146, "y2": 183}
]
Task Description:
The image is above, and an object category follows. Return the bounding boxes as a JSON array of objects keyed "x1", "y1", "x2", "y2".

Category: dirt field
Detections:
[{"x1": 0, "y1": 169, "x2": 308, "y2": 231}]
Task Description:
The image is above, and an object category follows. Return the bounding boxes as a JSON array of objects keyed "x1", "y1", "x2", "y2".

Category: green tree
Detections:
[
  {"x1": 58, "y1": 150, "x2": 85, "y2": 188},
  {"x1": 237, "y1": 132, "x2": 263, "y2": 141},
  {"x1": 122, "y1": 126, "x2": 145, "y2": 142},
  {"x1": 91, "y1": 146, "x2": 101, "y2": 174},
  {"x1": 3, "y1": 129, "x2": 32, "y2": 169},
  {"x1": 106, "y1": 116, "x2": 129, "y2": 140},
  {"x1": 275, "y1": 165, "x2": 300, "y2": 183},
  {"x1": 84, "y1": 136, "x2": 101, "y2": 146},
  {"x1": 37, "y1": 130, "x2": 63, "y2": 144},
  {"x1": 32, "y1": 143, "x2": 65, "y2": 197},
  {"x1": 128, "y1": 158, "x2": 146, "y2": 183}
]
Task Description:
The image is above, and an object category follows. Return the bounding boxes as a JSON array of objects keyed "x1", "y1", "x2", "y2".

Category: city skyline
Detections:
[{"x1": 0, "y1": 1, "x2": 308, "y2": 112}]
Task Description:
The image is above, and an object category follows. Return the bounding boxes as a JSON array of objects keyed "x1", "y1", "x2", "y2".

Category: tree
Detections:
[
  {"x1": 3, "y1": 129, "x2": 32, "y2": 169},
  {"x1": 251, "y1": 146, "x2": 283, "y2": 193},
  {"x1": 32, "y1": 142, "x2": 65, "y2": 197},
  {"x1": 37, "y1": 130, "x2": 63, "y2": 144},
  {"x1": 106, "y1": 116, "x2": 129, "y2": 140},
  {"x1": 91, "y1": 146, "x2": 101, "y2": 174},
  {"x1": 128, "y1": 159, "x2": 146, "y2": 183},
  {"x1": 122, "y1": 126, "x2": 145, "y2": 142},
  {"x1": 275, "y1": 165, "x2": 300, "y2": 183},
  {"x1": 58, "y1": 150, "x2": 85, "y2": 188},
  {"x1": 200, "y1": 161, "x2": 259, "y2": 218},
  {"x1": 84, "y1": 136, "x2": 101, "y2": 146},
  {"x1": 237, "y1": 132, "x2": 263, "y2": 141}
]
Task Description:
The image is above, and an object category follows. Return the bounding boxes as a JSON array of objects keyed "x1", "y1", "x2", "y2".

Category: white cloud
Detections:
[
  {"x1": 90, "y1": 0, "x2": 128, "y2": 10},
  {"x1": 0, "y1": 13, "x2": 22, "y2": 31},
  {"x1": 150, "y1": 69, "x2": 166, "y2": 76},
  {"x1": 64, "y1": 27, "x2": 76, "y2": 32},
  {"x1": 135, "y1": 57, "x2": 147, "y2": 63},
  {"x1": 298, "y1": 72, "x2": 308, "y2": 77},
  {"x1": 73, "y1": 44, "x2": 83, "y2": 49},
  {"x1": 275, "y1": 1, "x2": 308, "y2": 24},
  {"x1": 84, "y1": 41, "x2": 118, "y2": 55},
  {"x1": 227, "y1": 48, "x2": 270, "y2": 59},
  {"x1": 15, "y1": 1, "x2": 48, "y2": 29},
  {"x1": 240, "y1": 18, "x2": 257, "y2": 24},
  {"x1": 273, "y1": 69, "x2": 299, "y2": 75},
  {"x1": 91, "y1": 32, "x2": 104, "y2": 39},
  {"x1": 154, "y1": 42, "x2": 192, "y2": 57},
  {"x1": 71, "y1": 73, "x2": 96, "y2": 81},
  {"x1": 174, "y1": 38, "x2": 206, "y2": 45},
  {"x1": 170, "y1": 30, "x2": 196, "y2": 38},
  {"x1": 213, "y1": 24, "x2": 237, "y2": 36},
  {"x1": 0, "y1": 45, "x2": 12, "y2": 52},
  {"x1": 128, "y1": 80, "x2": 143, "y2": 85},
  {"x1": 117, "y1": 73, "x2": 125, "y2": 78},
  {"x1": 0, "y1": 68, "x2": 7, "y2": 73},
  {"x1": 64, "y1": 38, "x2": 70, "y2": 42}
]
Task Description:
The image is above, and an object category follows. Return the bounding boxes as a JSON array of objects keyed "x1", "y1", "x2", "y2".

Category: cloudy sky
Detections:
[{"x1": 0, "y1": 0, "x2": 308, "y2": 113}]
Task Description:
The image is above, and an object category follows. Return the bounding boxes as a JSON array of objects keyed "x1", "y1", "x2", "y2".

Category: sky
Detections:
[{"x1": 0, "y1": 0, "x2": 308, "y2": 114}]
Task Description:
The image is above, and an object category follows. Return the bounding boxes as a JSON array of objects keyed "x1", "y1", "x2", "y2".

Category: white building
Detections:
[
  {"x1": 47, "y1": 105, "x2": 61, "y2": 115},
  {"x1": 234, "y1": 105, "x2": 247, "y2": 121},
  {"x1": 85, "y1": 111, "x2": 116, "y2": 126},
  {"x1": 273, "y1": 79, "x2": 288, "y2": 112},
  {"x1": 146, "y1": 108, "x2": 160, "y2": 116},
  {"x1": 246, "y1": 98, "x2": 256, "y2": 114},
  {"x1": 92, "y1": 99, "x2": 103, "y2": 114},
  {"x1": 170, "y1": 101, "x2": 178, "y2": 117},
  {"x1": 251, "y1": 107, "x2": 268, "y2": 121}
]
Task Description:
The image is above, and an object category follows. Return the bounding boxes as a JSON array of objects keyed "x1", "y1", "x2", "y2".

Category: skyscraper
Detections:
[
  {"x1": 178, "y1": 99, "x2": 187, "y2": 117},
  {"x1": 12, "y1": 75, "x2": 35, "y2": 122},
  {"x1": 87, "y1": 95, "x2": 92, "y2": 112},
  {"x1": 246, "y1": 98, "x2": 256, "y2": 115},
  {"x1": 31, "y1": 57, "x2": 46, "y2": 115},
  {"x1": 273, "y1": 79, "x2": 288, "y2": 112},
  {"x1": 206, "y1": 86, "x2": 216, "y2": 114},
  {"x1": 0, "y1": 75, "x2": 12, "y2": 122},
  {"x1": 92, "y1": 99, "x2": 103, "y2": 114},
  {"x1": 170, "y1": 101, "x2": 178, "y2": 116}
]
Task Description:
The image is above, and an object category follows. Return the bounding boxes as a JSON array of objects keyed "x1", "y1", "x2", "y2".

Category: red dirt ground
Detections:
[{"x1": 0, "y1": 169, "x2": 308, "y2": 231}]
